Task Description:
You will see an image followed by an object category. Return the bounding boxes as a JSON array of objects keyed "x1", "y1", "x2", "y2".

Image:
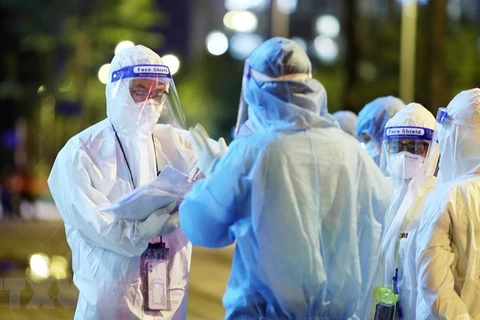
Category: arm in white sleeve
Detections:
[
  {"x1": 49, "y1": 144, "x2": 156, "y2": 257},
  {"x1": 415, "y1": 190, "x2": 470, "y2": 319}
]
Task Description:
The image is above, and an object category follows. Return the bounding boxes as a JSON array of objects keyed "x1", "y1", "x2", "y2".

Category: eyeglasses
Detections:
[
  {"x1": 129, "y1": 87, "x2": 168, "y2": 103},
  {"x1": 385, "y1": 139, "x2": 429, "y2": 155}
]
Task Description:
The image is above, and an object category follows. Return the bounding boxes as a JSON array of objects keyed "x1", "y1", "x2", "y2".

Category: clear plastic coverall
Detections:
[
  {"x1": 179, "y1": 37, "x2": 392, "y2": 319},
  {"x1": 376, "y1": 103, "x2": 438, "y2": 319},
  {"x1": 48, "y1": 45, "x2": 198, "y2": 319},
  {"x1": 332, "y1": 110, "x2": 357, "y2": 136},
  {"x1": 416, "y1": 88, "x2": 480, "y2": 319},
  {"x1": 356, "y1": 96, "x2": 405, "y2": 172}
]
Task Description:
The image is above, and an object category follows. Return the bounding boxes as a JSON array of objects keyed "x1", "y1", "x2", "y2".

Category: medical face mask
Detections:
[
  {"x1": 136, "y1": 99, "x2": 164, "y2": 132},
  {"x1": 364, "y1": 141, "x2": 381, "y2": 163},
  {"x1": 387, "y1": 151, "x2": 425, "y2": 180}
]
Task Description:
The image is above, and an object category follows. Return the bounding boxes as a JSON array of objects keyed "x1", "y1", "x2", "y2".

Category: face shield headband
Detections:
[
  {"x1": 383, "y1": 126, "x2": 433, "y2": 155},
  {"x1": 111, "y1": 64, "x2": 172, "y2": 83}
]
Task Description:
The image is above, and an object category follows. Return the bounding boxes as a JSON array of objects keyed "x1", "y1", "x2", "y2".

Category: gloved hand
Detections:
[
  {"x1": 137, "y1": 202, "x2": 177, "y2": 239},
  {"x1": 189, "y1": 124, "x2": 228, "y2": 177}
]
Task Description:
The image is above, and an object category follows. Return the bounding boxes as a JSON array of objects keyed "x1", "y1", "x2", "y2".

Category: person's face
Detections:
[
  {"x1": 129, "y1": 79, "x2": 167, "y2": 104},
  {"x1": 386, "y1": 138, "x2": 429, "y2": 157},
  {"x1": 359, "y1": 132, "x2": 372, "y2": 143}
]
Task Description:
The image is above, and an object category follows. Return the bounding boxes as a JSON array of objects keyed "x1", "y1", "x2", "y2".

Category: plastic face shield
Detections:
[
  {"x1": 434, "y1": 107, "x2": 480, "y2": 182},
  {"x1": 110, "y1": 64, "x2": 186, "y2": 128},
  {"x1": 382, "y1": 126, "x2": 436, "y2": 179}
]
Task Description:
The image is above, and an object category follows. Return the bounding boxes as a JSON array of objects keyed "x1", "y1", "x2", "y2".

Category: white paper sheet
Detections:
[{"x1": 97, "y1": 166, "x2": 193, "y2": 220}]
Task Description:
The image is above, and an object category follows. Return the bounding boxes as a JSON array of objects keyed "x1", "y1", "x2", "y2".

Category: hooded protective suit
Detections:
[
  {"x1": 332, "y1": 110, "x2": 357, "y2": 136},
  {"x1": 375, "y1": 103, "x2": 438, "y2": 319},
  {"x1": 356, "y1": 96, "x2": 405, "y2": 173},
  {"x1": 48, "y1": 45, "x2": 198, "y2": 319},
  {"x1": 179, "y1": 37, "x2": 392, "y2": 319},
  {"x1": 416, "y1": 88, "x2": 480, "y2": 319}
]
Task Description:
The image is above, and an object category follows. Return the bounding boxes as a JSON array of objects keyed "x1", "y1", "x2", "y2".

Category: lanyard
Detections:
[
  {"x1": 390, "y1": 184, "x2": 430, "y2": 290},
  {"x1": 376, "y1": 184, "x2": 430, "y2": 288},
  {"x1": 111, "y1": 124, "x2": 159, "y2": 189}
]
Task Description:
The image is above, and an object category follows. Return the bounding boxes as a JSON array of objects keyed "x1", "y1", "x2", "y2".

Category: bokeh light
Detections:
[
  {"x1": 162, "y1": 54, "x2": 180, "y2": 75},
  {"x1": 98, "y1": 63, "x2": 111, "y2": 84},
  {"x1": 229, "y1": 33, "x2": 263, "y2": 60},
  {"x1": 115, "y1": 40, "x2": 135, "y2": 55},
  {"x1": 224, "y1": 0, "x2": 267, "y2": 11},
  {"x1": 277, "y1": 0, "x2": 298, "y2": 15},
  {"x1": 314, "y1": 35, "x2": 339, "y2": 63},
  {"x1": 315, "y1": 15, "x2": 341, "y2": 38},
  {"x1": 206, "y1": 31, "x2": 229, "y2": 56},
  {"x1": 29, "y1": 253, "x2": 50, "y2": 280},
  {"x1": 223, "y1": 11, "x2": 258, "y2": 33}
]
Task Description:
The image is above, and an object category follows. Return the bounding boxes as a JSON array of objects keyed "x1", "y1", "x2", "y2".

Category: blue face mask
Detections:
[{"x1": 364, "y1": 141, "x2": 380, "y2": 164}]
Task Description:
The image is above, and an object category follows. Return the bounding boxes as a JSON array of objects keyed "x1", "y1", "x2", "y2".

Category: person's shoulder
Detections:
[
  {"x1": 60, "y1": 119, "x2": 111, "y2": 155},
  {"x1": 447, "y1": 174, "x2": 480, "y2": 202},
  {"x1": 231, "y1": 130, "x2": 278, "y2": 153}
]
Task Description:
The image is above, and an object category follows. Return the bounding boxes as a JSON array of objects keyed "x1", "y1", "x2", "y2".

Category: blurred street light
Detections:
[
  {"x1": 223, "y1": 11, "x2": 258, "y2": 33},
  {"x1": 115, "y1": 40, "x2": 135, "y2": 55},
  {"x1": 447, "y1": 0, "x2": 462, "y2": 21},
  {"x1": 315, "y1": 15, "x2": 340, "y2": 38},
  {"x1": 277, "y1": 0, "x2": 298, "y2": 15},
  {"x1": 37, "y1": 85, "x2": 45, "y2": 94},
  {"x1": 229, "y1": 33, "x2": 263, "y2": 60},
  {"x1": 98, "y1": 63, "x2": 111, "y2": 84},
  {"x1": 29, "y1": 253, "x2": 50, "y2": 280},
  {"x1": 224, "y1": 0, "x2": 267, "y2": 11},
  {"x1": 314, "y1": 35, "x2": 339, "y2": 63},
  {"x1": 162, "y1": 54, "x2": 180, "y2": 75},
  {"x1": 206, "y1": 31, "x2": 229, "y2": 56}
]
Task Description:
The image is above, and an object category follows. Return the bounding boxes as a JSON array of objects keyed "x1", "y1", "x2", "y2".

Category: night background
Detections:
[{"x1": 0, "y1": 0, "x2": 478, "y2": 318}]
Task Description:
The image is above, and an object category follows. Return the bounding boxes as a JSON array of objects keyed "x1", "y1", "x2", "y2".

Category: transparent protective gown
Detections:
[
  {"x1": 48, "y1": 45, "x2": 198, "y2": 319},
  {"x1": 372, "y1": 103, "x2": 438, "y2": 319},
  {"x1": 180, "y1": 37, "x2": 392, "y2": 319},
  {"x1": 415, "y1": 88, "x2": 480, "y2": 319}
]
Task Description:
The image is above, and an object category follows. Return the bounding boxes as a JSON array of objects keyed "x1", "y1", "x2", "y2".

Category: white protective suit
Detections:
[
  {"x1": 416, "y1": 88, "x2": 480, "y2": 319},
  {"x1": 376, "y1": 103, "x2": 438, "y2": 319},
  {"x1": 48, "y1": 45, "x2": 198, "y2": 319},
  {"x1": 179, "y1": 37, "x2": 392, "y2": 319}
]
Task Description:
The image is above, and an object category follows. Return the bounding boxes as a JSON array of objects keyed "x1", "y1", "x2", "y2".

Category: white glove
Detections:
[
  {"x1": 137, "y1": 202, "x2": 177, "y2": 239},
  {"x1": 189, "y1": 124, "x2": 228, "y2": 177}
]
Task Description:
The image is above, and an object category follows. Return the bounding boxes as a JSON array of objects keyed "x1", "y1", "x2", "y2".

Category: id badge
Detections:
[
  {"x1": 371, "y1": 286, "x2": 399, "y2": 320},
  {"x1": 141, "y1": 242, "x2": 170, "y2": 311}
]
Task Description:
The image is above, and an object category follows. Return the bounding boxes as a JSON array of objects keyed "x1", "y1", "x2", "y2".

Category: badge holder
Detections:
[
  {"x1": 372, "y1": 284, "x2": 399, "y2": 320},
  {"x1": 141, "y1": 238, "x2": 169, "y2": 311}
]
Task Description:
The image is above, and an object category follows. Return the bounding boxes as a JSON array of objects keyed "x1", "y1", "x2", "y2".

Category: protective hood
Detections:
[
  {"x1": 437, "y1": 88, "x2": 480, "y2": 183},
  {"x1": 235, "y1": 37, "x2": 338, "y2": 135},
  {"x1": 356, "y1": 96, "x2": 406, "y2": 143},
  {"x1": 356, "y1": 96, "x2": 405, "y2": 171},
  {"x1": 332, "y1": 110, "x2": 357, "y2": 136}
]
